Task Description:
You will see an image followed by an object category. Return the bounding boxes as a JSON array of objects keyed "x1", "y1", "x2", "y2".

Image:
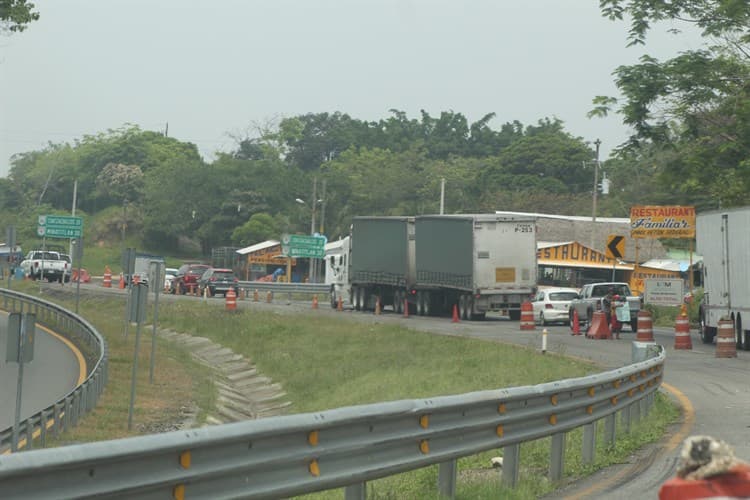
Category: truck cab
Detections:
[{"x1": 325, "y1": 236, "x2": 350, "y2": 308}]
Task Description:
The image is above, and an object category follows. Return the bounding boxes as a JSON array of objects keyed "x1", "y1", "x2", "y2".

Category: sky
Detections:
[{"x1": 0, "y1": 1, "x2": 705, "y2": 177}]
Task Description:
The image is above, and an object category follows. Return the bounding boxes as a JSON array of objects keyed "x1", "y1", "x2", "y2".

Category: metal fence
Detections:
[
  {"x1": 0, "y1": 344, "x2": 664, "y2": 499},
  {"x1": 0, "y1": 289, "x2": 108, "y2": 453}
]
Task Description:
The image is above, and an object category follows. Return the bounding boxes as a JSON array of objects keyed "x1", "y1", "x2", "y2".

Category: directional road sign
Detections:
[
  {"x1": 281, "y1": 234, "x2": 326, "y2": 258},
  {"x1": 37, "y1": 215, "x2": 83, "y2": 239},
  {"x1": 605, "y1": 234, "x2": 625, "y2": 260}
]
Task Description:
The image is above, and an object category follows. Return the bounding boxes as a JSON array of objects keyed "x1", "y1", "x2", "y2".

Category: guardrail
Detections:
[
  {"x1": 238, "y1": 280, "x2": 331, "y2": 297},
  {"x1": 0, "y1": 344, "x2": 664, "y2": 498},
  {"x1": 0, "y1": 289, "x2": 108, "y2": 454}
]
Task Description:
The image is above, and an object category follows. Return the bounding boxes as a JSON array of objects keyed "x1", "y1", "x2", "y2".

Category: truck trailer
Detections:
[
  {"x1": 696, "y1": 207, "x2": 750, "y2": 349},
  {"x1": 330, "y1": 214, "x2": 537, "y2": 319}
]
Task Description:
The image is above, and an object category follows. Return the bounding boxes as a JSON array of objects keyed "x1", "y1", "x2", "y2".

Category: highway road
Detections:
[
  {"x1": 40, "y1": 282, "x2": 750, "y2": 498},
  {"x1": 0, "y1": 312, "x2": 85, "y2": 430}
]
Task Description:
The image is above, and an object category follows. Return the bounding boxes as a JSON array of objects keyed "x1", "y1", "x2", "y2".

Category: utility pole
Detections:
[
  {"x1": 310, "y1": 178, "x2": 317, "y2": 283},
  {"x1": 592, "y1": 139, "x2": 601, "y2": 223}
]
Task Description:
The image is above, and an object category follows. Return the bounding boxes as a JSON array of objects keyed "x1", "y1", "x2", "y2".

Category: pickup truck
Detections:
[
  {"x1": 568, "y1": 282, "x2": 641, "y2": 332},
  {"x1": 20, "y1": 250, "x2": 72, "y2": 283}
]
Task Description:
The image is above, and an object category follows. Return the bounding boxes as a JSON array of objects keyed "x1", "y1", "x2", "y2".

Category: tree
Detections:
[
  {"x1": 231, "y1": 213, "x2": 278, "y2": 246},
  {"x1": 594, "y1": 0, "x2": 750, "y2": 208},
  {"x1": 1, "y1": 0, "x2": 39, "y2": 32}
]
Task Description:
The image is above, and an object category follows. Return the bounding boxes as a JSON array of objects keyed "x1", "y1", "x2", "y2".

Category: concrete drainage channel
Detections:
[{"x1": 156, "y1": 328, "x2": 292, "y2": 425}]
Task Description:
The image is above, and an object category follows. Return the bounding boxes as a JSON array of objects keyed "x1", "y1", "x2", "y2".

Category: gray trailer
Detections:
[
  {"x1": 696, "y1": 207, "x2": 750, "y2": 349},
  {"x1": 350, "y1": 216, "x2": 415, "y2": 313},
  {"x1": 414, "y1": 215, "x2": 537, "y2": 319}
]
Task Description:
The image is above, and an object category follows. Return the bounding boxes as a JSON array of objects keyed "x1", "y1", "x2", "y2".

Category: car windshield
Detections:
[
  {"x1": 549, "y1": 292, "x2": 578, "y2": 301},
  {"x1": 213, "y1": 271, "x2": 235, "y2": 279},
  {"x1": 188, "y1": 267, "x2": 208, "y2": 275}
]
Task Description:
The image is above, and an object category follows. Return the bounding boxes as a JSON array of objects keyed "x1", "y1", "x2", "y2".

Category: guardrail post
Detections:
[
  {"x1": 52, "y1": 402, "x2": 61, "y2": 438},
  {"x1": 63, "y1": 396, "x2": 71, "y2": 432},
  {"x1": 621, "y1": 406, "x2": 631, "y2": 434},
  {"x1": 344, "y1": 482, "x2": 366, "y2": 500},
  {"x1": 502, "y1": 443, "x2": 520, "y2": 487},
  {"x1": 550, "y1": 432, "x2": 566, "y2": 482},
  {"x1": 604, "y1": 414, "x2": 616, "y2": 447},
  {"x1": 70, "y1": 391, "x2": 79, "y2": 427},
  {"x1": 632, "y1": 400, "x2": 641, "y2": 426},
  {"x1": 438, "y1": 459, "x2": 457, "y2": 498},
  {"x1": 582, "y1": 422, "x2": 596, "y2": 464},
  {"x1": 25, "y1": 418, "x2": 33, "y2": 451},
  {"x1": 40, "y1": 410, "x2": 48, "y2": 448}
]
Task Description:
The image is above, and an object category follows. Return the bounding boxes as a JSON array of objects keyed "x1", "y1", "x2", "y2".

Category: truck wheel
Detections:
[{"x1": 700, "y1": 312, "x2": 716, "y2": 344}]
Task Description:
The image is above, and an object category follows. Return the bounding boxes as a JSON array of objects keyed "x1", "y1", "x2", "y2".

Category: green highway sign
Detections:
[
  {"x1": 37, "y1": 215, "x2": 83, "y2": 239},
  {"x1": 281, "y1": 233, "x2": 326, "y2": 258}
]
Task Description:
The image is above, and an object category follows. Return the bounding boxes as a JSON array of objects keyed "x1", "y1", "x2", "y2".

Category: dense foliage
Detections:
[{"x1": 3, "y1": 114, "x2": 623, "y2": 254}]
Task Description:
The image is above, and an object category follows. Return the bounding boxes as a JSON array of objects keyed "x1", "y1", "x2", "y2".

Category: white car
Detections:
[
  {"x1": 164, "y1": 267, "x2": 179, "y2": 291},
  {"x1": 531, "y1": 287, "x2": 580, "y2": 326}
]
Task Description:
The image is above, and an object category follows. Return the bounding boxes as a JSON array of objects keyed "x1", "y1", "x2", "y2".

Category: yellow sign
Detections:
[
  {"x1": 537, "y1": 242, "x2": 617, "y2": 266},
  {"x1": 246, "y1": 244, "x2": 296, "y2": 265},
  {"x1": 630, "y1": 205, "x2": 695, "y2": 239},
  {"x1": 495, "y1": 267, "x2": 516, "y2": 282},
  {"x1": 605, "y1": 234, "x2": 625, "y2": 260}
]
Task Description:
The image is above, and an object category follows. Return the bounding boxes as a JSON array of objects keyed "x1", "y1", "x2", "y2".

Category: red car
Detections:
[{"x1": 170, "y1": 264, "x2": 210, "y2": 294}]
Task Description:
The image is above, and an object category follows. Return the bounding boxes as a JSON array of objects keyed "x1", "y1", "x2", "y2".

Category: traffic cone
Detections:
[
  {"x1": 118, "y1": 273, "x2": 125, "y2": 289},
  {"x1": 636, "y1": 310, "x2": 655, "y2": 342},
  {"x1": 266, "y1": 290, "x2": 273, "y2": 303},
  {"x1": 403, "y1": 297, "x2": 409, "y2": 318},
  {"x1": 452, "y1": 304, "x2": 460, "y2": 323},
  {"x1": 337, "y1": 296, "x2": 343, "y2": 311},
  {"x1": 312, "y1": 294, "x2": 319, "y2": 309},
  {"x1": 571, "y1": 309, "x2": 581, "y2": 335},
  {"x1": 674, "y1": 305, "x2": 692, "y2": 350},
  {"x1": 375, "y1": 297, "x2": 381, "y2": 315},
  {"x1": 253, "y1": 289, "x2": 259, "y2": 302}
]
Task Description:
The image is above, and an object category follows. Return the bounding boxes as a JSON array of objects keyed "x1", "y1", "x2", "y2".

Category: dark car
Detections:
[
  {"x1": 198, "y1": 268, "x2": 239, "y2": 297},
  {"x1": 170, "y1": 263, "x2": 210, "y2": 295}
]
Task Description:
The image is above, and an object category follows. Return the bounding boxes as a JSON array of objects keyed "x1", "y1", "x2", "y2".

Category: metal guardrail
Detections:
[
  {"x1": 0, "y1": 345, "x2": 664, "y2": 499},
  {"x1": 238, "y1": 281, "x2": 330, "y2": 296},
  {"x1": 0, "y1": 289, "x2": 108, "y2": 453}
]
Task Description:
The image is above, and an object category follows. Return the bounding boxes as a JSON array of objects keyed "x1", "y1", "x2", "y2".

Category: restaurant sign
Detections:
[{"x1": 630, "y1": 205, "x2": 695, "y2": 239}]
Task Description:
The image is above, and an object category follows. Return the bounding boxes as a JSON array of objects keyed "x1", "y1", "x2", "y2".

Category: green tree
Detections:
[
  {"x1": 1, "y1": 0, "x2": 39, "y2": 32},
  {"x1": 231, "y1": 213, "x2": 278, "y2": 246}
]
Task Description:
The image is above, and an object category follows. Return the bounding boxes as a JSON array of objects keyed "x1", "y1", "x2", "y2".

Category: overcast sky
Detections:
[{"x1": 0, "y1": 1, "x2": 704, "y2": 177}]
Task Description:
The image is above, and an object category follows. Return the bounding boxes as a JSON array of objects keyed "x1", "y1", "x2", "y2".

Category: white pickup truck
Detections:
[
  {"x1": 20, "y1": 250, "x2": 72, "y2": 283},
  {"x1": 568, "y1": 282, "x2": 642, "y2": 332}
]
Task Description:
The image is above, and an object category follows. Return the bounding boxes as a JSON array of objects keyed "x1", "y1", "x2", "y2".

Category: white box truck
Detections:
[{"x1": 696, "y1": 207, "x2": 750, "y2": 349}]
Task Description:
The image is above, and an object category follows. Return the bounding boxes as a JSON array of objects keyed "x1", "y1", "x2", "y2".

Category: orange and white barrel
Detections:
[
  {"x1": 636, "y1": 310, "x2": 655, "y2": 342},
  {"x1": 716, "y1": 318, "x2": 737, "y2": 358},
  {"x1": 520, "y1": 301, "x2": 535, "y2": 331},
  {"x1": 674, "y1": 312, "x2": 692, "y2": 350},
  {"x1": 225, "y1": 289, "x2": 237, "y2": 311}
]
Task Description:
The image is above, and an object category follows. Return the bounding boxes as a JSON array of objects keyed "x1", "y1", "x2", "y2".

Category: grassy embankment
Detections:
[{"x1": 17, "y1": 281, "x2": 679, "y2": 499}]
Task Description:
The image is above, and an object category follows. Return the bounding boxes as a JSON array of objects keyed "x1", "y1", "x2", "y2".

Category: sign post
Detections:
[
  {"x1": 6, "y1": 225, "x2": 16, "y2": 289},
  {"x1": 6, "y1": 312, "x2": 36, "y2": 451},
  {"x1": 127, "y1": 283, "x2": 148, "y2": 430}
]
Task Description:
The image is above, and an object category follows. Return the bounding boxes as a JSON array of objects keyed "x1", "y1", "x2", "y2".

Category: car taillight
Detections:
[{"x1": 545, "y1": 304, "x2": 553, "y2": 309}]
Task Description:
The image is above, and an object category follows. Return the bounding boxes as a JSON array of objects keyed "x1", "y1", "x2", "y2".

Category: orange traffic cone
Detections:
[
  {"x1": 571, "y1": 309, "x2": 581, "y2": 335},
  {"x1": 118, "y1": 273, "x2": 125, "y2": 289},
  {"x1": 452, "y1": 304, "x2": 460, "y2": 323},
  {"x1": 337, "y1": 296, "x2": 343, "y2": 311},
  {"x1": 636, "y1": 310, "x2": 655, "y2": 342},
  {"x1": 312, "y1": 294, "x2": 319, "y2": 309},
  {"x1": 253, "y1": 289, "x2": 259, "y2": 302},
  {"x1": 403, "y1": 298, "x2": 409, "y2": 318}
]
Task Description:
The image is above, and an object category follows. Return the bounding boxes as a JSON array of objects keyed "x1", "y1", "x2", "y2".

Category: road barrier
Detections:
[
  {"x1": 0, "y1": 289, "x2": 108, "y2": 454},
  {"x1": 519, "y1": 301, "x2": 534, "y2": 330},
  {"x1": 0, "y1": 345, "x2": 664, "y2": 498},
  {"x1": 716, "y1": 318, "x2": 736, "y2": 358}
]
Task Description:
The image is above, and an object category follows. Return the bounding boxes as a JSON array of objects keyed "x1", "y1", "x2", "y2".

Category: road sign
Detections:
[
  {"x1": 605, "y1": 235, "x2": 625, "y2": 260},
  {"x1": 37, "y1": 215, "x2": 83, "y2": 239},
  {"x1": 281, "y1": 234, "x2": 326, "y2": 258}
]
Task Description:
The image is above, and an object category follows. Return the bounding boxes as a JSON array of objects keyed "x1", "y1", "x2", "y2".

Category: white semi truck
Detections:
[
  {"x1": 696, "y1": 207, "x2": 750, "y2": 349},
  {"x1": 325, "y1": 214, "x2": 537, "y2": 320}
]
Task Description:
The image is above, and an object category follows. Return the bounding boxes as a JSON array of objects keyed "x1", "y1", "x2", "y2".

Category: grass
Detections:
[{"x1": 13, "y1": 282, "x2": 681, "y2": 499}]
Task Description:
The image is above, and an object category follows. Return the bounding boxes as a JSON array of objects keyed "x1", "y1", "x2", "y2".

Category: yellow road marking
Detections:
[{"x1": 563, "y1": 382, "x2": 694, "y2": 499}]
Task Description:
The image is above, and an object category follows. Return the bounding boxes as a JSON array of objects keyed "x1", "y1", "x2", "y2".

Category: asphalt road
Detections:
[
  {"x1": 42, "y1": 282, "x2": 750, "y2": 498},
  {"x1": 0, "y1": 312, "x2": 84, "y2": 430}
]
